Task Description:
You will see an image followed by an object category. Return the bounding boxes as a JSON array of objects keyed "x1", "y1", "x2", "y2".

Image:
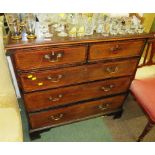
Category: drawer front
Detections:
[
  {"x1": 14, "y1": 46, "x2": 87, "y2": 71},
  {"x1": 29, "y1": 95, "x2": 125, "y2": 129},
  {"x1": 19, "y1": 59, "x2": 138, "y2": 92},
  {"x1": 24, "y1": 77, "x2": 131, "y2": 112},
  {"x1": 89, "y1": 40, "x2": 145, "y2": 61}
]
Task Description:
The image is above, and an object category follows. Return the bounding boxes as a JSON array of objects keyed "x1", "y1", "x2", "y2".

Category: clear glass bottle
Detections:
[
  {"x1": 68, "y1": 14, "x2": 77, "y2": 37},
  {"x1": 84, "y1": 14, "x2": 95, "y2": 36},
  {"x1": 77, "y1": 14, "x2": 85, "y2": 37}
]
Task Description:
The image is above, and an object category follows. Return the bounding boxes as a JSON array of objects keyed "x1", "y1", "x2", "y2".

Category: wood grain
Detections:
[
  {"x1": 13, "y1": 45, "x2": 87, "y2": 71},
  {"x1": 89, "y1": 40, "x2": 145, "y2": 61},
  {"x1": 5, "y1": 33, "x2": 151, "y2": 134},
  {"x1": 29, "y1": 94, "x2": 125, "y2": 129},
  {"x1": 5, "y1": 33, "x2": 152, "y2": 51},
  {"x1": 19, "y1": 58, "x2": 138, "y2": 92},
  {"x1": 24, "y1": 77, "x2": 131, "y2": 112}
]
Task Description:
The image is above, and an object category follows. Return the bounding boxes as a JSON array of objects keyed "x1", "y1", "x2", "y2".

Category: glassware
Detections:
[
  {"x1": 84, "y1": 14, "x2": 95, "y2": 36},
  {"x1": 68, "y1": 14, "x2": 77, "y2": 37},
  {"x1": 36, "y1": 14, "x2": 49, "y2": 37},
  {"x1": 110, "y1": 18, "x2": 119, "y2": 36},
  {"x1": 57, "y1": 25, "x2": 68, "y2": 37},
  {"x1": 6, "y1": 13, "x2": 145, "y2": 40},
  {"x1": 5, "y1": 13, "x2": 22, "y2": 40},
  {"x1": 95, "y1": 14, "x2": 105, "y2": 34},
  {"x1": 19, "y1": 13, "x2": 26, "y2": 27},
  {"x1": 102, "y1": 22, "x2": 110, "y2": 36},
  {"x1": 101, "y1": 15, "x2": 110, "y2": 36},
  {"x1": 77, "y1": 14, "x2": 85, "y2": 37},
  {"x1": 137, "y1": 25, "x2": 144, "y2": 33},
  {"x1": 25, "y1": 13, "x2": 37, "y2": 39},
  {"x1": 68, "y1": 24, "x2": 77, "y2": 37},
  {"x1": 57, "y1": 13, "x2": 68, "y2": 37}
]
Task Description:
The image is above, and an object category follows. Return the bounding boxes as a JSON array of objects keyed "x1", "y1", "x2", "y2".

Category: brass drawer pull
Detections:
[
  {"x1": 48, "y1": 94, "x2": 63, "y2": 102},
  {"x1": 98, "y1": 103, "x2": 110, "y2": 110},
  {"x1": 101, "y1": 84, "x2": 114, "y2": 92},
  {"x1": 50, "y1": 114, "x2": 64, "y2": 121},
  {"x1": 47, "y1": 74, "x2": 63, "y2": 82},
  {"x1": 44, "y1": 51, "x2": 64, "y2": 62},
  {"x1": 106, "y1": 66, "x2": 118, "y2": 74},
  {"x1": 110, "y1": 45, "x2": 121, "y2": 53}
]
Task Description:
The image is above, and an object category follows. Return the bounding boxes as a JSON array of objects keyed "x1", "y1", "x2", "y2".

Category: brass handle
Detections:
[
  {"x1": 44, "y1": 51, "x2": 64, "y2": 62},
  {"x1": 50, "y1": 114, "x2": 64, "y2": 121},
  {"x1": 48, "y1": 94, "x2": 63, "y2": 102},
  {"x1": 47, "y1": 74, "x2": 63, "y2": 82},
  {"x1": 98, "y1": 103, "x2": 110, "y2": 110},
  {"x1": 110, "y1": 45, "x2": 121, "y2": 53},
  {"x1": 106, "y1": 66, "x2": 118, "y2": 73},
  {"x1": 101, "y1": 84, "x2": 114, "y2": 92}
]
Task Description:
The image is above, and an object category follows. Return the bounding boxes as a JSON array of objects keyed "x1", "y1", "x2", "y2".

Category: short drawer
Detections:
[
  {"x1": 19, "y1": 59, "x2": 138, "y2": 92},
  {"x1": 13, "y1": 46, "x2": 87, "y2": 71},
  {"x1": 29, "y1": 95, "x2": 125, "y2": 129},
  {"x1": 89, "y1": 40, "x2": 145, "y2": 61},
  {"x1": 24, "y1": 77, "x2": 131, "y2": 112}
]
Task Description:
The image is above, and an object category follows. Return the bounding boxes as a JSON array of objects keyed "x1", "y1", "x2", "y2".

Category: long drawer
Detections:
[
  {"x1": 29, "y1": 94, "x2": 125, "y2": 129},
  {"x1": 89, "y1": 40, "x2": 145, "y2": 61},
  {"x1": 13, "y1": 45, "x2": 87, "y2": 71},
  {"x1": 24, "y1": 77, "x2": 131, "y2": 112},
  {"x1": 19, "y1": 59, "x2": 138, "y2": 92}
]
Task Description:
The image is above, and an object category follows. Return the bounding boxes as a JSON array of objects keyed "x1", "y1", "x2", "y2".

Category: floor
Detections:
[
  {"x1": 20, "y1": 94, "x2": 155, "y2": 142},
  {"x1": 20, "y1": 99, "x2": 112, "y2": 142},
  {"x1": 32, "y1": 117, "x2": 113, "y2": 142},
  {"x1": 104, "y1": 94, "x2": 155, "y2": 142}
]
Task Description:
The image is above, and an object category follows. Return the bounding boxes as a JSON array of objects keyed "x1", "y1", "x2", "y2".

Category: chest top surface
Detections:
[{"x1": 4, "y1": 33, "x2": 153, "y2": 52}]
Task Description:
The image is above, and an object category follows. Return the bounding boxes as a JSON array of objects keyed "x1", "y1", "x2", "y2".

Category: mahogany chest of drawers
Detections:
[{"x1": 5, "y1": 33, "x2": 151, "y2": 138}]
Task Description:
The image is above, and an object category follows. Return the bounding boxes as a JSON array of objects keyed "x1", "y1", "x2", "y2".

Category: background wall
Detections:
[{"x1": 143, "y1": 13, "x2": 155, "y2": 32}]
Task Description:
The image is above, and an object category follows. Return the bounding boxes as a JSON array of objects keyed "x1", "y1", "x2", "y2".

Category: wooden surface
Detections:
[
  {"x1": 5, "y1": 33, "x2": 153, "y2": 51},
  {"x1": 13, "y1": 45, "x2": 87, "y2": 71},
  {"x1": 18, "y1": 58, "x2": 138, "y2": 92},
  {"x1": 5, "y1": 33, "x2": 151, "y2": 134},
  {"x1": 89, "y1": 39, "x2": 145, "y2": 61},
  {"x1": 24, "y1": 77, "x2": 131, "y2": 112},
  {"x1": 29, "y1": 95, "x2": 125, "y2": 129}
]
